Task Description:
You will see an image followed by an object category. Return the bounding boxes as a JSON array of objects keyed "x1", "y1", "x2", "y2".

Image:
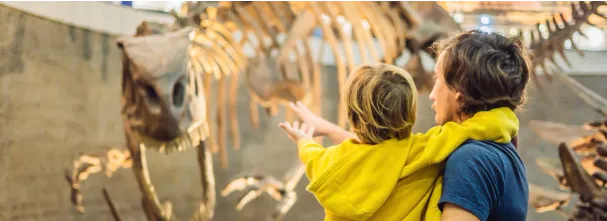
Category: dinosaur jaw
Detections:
[{"x1": 134, "y1": 120, "x2": 210, "y2": 154}]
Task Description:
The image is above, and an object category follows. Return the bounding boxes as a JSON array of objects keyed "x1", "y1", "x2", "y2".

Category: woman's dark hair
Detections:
[{"x1": 432, "y1": 30, "x2": 533, "y2": 115}]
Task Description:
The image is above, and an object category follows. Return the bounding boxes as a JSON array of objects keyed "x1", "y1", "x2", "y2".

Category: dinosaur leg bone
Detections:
[
  {"x1": 221, "y1": 163, "x2": 306, "y2": 220},
  {"x1": 124, "y1": 117, "x2": 174, "y2": 221},
  {"x1": 192, "y1": 142, "x2": 216, "y2": 220}
]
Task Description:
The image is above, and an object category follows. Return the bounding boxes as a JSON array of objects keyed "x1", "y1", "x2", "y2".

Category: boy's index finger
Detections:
[
  {"x1": 296, "y1": 101, "x2": 308, "y2": 112},
  {"x1": 289, "y1": 102, "x2": 300, "y2": 112},
  {"x1": 279, "y1": 122, "x2": 291, "y2": 130}
]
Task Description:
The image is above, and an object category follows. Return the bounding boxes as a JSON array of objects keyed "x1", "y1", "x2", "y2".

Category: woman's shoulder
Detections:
[{"x1": 446, "y1": 140, "x2": 522, "y2": 169}]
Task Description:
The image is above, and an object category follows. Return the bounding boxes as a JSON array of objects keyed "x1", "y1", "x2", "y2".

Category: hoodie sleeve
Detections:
[
  {"x1": 298, "y1": 138, "x2": 412, "y2": 221},
  {"x1": 297, "y1": 139, "x2": 329, "y2": 181}
]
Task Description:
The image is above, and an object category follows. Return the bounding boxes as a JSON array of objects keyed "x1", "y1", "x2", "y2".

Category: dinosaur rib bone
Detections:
[
  {"x1": 529, "y1": 183, "x2": 572, "y2": 213},
  {"x1": 552, "y1": 70, "x2": 607, "y2": 117},
  {"x1": 529, "y1": 120, "x2": 597, "y2": 146},
  {"x1": 340, "y1": 3, "x2": 371, "y2": 64},
  {"x1": 310, "y1": 2, "x2": 348, "y2": 128},
  {"x1": 323, "y1": 2, "x2": 356, "y2": 73}
]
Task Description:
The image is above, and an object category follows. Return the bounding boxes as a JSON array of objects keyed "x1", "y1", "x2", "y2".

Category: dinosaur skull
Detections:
[{"x1": 117, "y1": 27, "x2": 208, "y2": 152}]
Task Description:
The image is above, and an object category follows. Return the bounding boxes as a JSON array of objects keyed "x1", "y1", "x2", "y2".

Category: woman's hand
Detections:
[
  {"x1": 279, "y1": 121, "x2": 315, "y2": 143},
  {"x1": 288, "y1": 101, "x2": 335, "y2": 137}
]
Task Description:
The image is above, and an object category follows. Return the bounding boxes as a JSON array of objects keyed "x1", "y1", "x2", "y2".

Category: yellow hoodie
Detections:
[{"x1": 297, "y1": 107, "x2": 518, "y2": 221}]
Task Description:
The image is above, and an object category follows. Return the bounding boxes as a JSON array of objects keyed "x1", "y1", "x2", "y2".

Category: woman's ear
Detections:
[
  {"x1": 454, "y1": 91, "x2": 466, "y2": 111},
  {"x1": 454, "y1": 91, "x2": 464, "y2": 103}
]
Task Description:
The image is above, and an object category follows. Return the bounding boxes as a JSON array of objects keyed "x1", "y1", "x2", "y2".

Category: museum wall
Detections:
[
  {"x1": 1, "y1": 3, "x2": 607, "y2": 221},
  {"x1": 0, "y1": 1, "x2": 174, "y2": 36}
]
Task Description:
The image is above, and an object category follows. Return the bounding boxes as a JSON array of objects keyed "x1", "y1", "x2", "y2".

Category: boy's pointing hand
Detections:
[{"x1": 279, "y1": 121, "x2": 315, "y2": 143}]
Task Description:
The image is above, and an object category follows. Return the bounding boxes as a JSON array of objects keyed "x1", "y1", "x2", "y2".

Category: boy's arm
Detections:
[
  {"x1": 279, "y1": 121, "x2": 335, "y2": 181},
  {"x1": 324, "y1": 124, "x2": 357, "y2": 144}
]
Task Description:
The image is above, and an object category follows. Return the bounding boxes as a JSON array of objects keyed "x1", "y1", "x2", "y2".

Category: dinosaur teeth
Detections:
[{"x1": 137, "y1": 121, "x2": 208, "y2": 155}]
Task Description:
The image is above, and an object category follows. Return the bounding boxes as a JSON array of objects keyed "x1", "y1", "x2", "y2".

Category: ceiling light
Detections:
[
  {"x1": 321, "y1": 14, "x2": 331, "y2": 24},
  {"x1": 523, "y1": 31, "x2": 531, "y2": 41},
  {"x1": 453, "y1": 13, "x2": 464, "y2": 23},
  {"x1": 564, "y1": 39, "x2": 572, "y2": 49},
  {"x1": 480, "y1": 15, "x2": 490, "y2": 25},
  {"x1": 361, "y1": 20, "x2": 370, "y2": 30},
  {"x1": 510, "y1": 28, "x2": 518, "y2": 36},
  {"x1": 584, "y1": 26, "x2": 605, "y2": 48}
]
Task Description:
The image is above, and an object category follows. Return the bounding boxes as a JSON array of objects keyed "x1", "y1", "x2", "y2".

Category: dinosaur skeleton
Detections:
[
  {"x1": 522, "y1": 2, "x2": 606, "y2": 94},
  {"x1": 66, "y1": 25, "x2": 216, "y2": 221}
]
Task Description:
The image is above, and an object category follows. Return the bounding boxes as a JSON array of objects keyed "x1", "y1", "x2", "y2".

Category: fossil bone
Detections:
[{"x1": 529, "y1": 183, "x2": 572, "y2": 213}]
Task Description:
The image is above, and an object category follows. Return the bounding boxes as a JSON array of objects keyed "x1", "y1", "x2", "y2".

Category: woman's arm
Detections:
[{"x1": 441, "y1": 204, "x2": 480, "y2": 221}]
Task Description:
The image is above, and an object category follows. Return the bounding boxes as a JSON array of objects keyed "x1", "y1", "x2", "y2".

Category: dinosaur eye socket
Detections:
[
  {"x1": 144, "y1": 84, "x2": 159, "y2": 103},
  {"x1": 136, "y1": 80, "x2": 160, "y2": 108},
  {"x1": 173, "y1": 81, "x2": 185, "y2": 107}
]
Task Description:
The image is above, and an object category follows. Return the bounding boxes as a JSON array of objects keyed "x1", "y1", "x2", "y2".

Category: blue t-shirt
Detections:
[{"x1": 438, "y1": 140, "x2": 528, "y2": 221}]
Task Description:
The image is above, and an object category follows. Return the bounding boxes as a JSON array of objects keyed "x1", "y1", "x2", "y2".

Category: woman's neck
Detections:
[{"x1": 453, "y1": 112, "x2": 473, "y2": 124}]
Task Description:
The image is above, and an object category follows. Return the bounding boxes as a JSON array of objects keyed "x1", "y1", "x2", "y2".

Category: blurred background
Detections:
[{"x1": 1, "y1": 1, "x2": 606, "y2": 221}]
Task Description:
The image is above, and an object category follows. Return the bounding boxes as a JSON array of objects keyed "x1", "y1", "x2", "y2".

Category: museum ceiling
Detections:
[
  {"x1": 119, "y1": 1, "x2": 606, "y2": 50},
  {"x1": 124, "y1": 1, "x2": 607, "y2": 29},
  {"x1": 438, "y1": 1, "x2": 607, "y2": 28}
]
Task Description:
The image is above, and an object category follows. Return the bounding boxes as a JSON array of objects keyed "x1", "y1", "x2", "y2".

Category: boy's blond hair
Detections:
[{"x1": 345, "y1": 63, "x2": 418, "y2": 144}]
